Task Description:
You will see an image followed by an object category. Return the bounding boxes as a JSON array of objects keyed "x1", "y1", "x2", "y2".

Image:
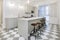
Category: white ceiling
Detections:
[
  {"x1": 6, "y1": 0, "x2": 57, "y2": 7},
  {"x1": 6, "y1": 0, "x2": 46, "y2": 4}
]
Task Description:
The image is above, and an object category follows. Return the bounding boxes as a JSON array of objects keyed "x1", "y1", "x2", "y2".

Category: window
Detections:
[{"x1": 38, "y1": 5, "x2": 49, "y2": 25}]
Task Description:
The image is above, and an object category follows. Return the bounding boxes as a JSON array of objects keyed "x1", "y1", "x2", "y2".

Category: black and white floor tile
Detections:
[{"x1": 0, "y1": 24, "x2": 60, "y2": 40}]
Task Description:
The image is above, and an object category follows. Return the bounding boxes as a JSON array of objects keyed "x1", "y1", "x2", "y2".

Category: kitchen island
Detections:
[{"x1": 18, "y1": 17, "x2": 44, "y2": 40}]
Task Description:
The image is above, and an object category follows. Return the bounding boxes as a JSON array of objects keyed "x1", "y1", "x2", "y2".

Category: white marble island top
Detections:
[{"x1": 19, "y1": 17, "x2": 44, "y2": 20}]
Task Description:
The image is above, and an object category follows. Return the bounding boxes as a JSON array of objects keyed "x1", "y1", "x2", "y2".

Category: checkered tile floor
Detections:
[{"x1": 0, "y1": 24, "x2": 60, "y2": 40}]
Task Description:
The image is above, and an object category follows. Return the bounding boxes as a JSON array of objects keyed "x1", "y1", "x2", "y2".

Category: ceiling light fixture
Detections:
[
  {"x1": 7, "y1": 2, "x2": 15, "y2": 8},
  {"x1": 27, "y1": 0, "x2": 29, "y2": 4}
]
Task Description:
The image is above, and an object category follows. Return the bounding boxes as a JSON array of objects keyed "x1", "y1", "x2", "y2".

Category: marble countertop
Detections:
[{"x1": 19, "y1": 17, "x2": 44, "y2": 20}]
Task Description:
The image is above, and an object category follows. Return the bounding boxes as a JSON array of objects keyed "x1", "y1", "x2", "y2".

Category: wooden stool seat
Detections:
[
  {"x1": 30, "y1": 23, "x2": 37, "y2": 35},
  {"x1": 37, "y1": 22, "x2": 42, "y2": 24},
  {"x1": 31, "y1": 23, "x2": 37, "y2": 26}
]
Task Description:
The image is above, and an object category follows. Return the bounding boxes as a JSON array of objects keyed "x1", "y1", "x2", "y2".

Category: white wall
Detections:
[
  {"x1": 3, "y1": 0, "x2": 36, "y2": 29},
  {"x1": 3, "y1": 0, "x2": 36, "y2": 18},
  {"x1": 34, "y1": 0, "x2": 59, "y2": 24},
  {"x1": 3, "y1": 0, "x2": 19, "y2": 29},
  {"x1": 3, "y1": 0, "x2": 57, "y2": 18},
  {"x1": 18, "y1": 5, "x2": 36, "y2": 17},
  {"x1": 49, "y1": 3, "x2": 58, "y2": 24},
  {"x1": 35, "y1": 0, "x2": 57, "y2": 17},
  {"x1": 57, "y1": 0, "x2": 60, "y2": 25},
  {"x1": 3, "y1": 0, "x2": 19, "y2": 18},
  {"x1": 0, "y1": 0, "x2": 2, "y2": 25},
  {"x1": 3, "y1": 0, "x2": 59, "y2": 29}
]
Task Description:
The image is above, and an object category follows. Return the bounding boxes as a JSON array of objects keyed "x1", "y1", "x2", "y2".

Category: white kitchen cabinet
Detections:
[{"x1": 5, "y1": 18, "x2": 18, "y2": 29}]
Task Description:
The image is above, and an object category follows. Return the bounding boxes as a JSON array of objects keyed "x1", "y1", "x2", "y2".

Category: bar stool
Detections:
[
  {"x1": 43, "y1": 18, "x2": 46, "y2": 27},
  {"x1": 30, "y1": 23, "x2": 37, "y2": 35},
  {"x1": 37, "y1": 22, "x2": 42, "y2": 34},
  {"x1": 43, "y1": 18, "x2": 46, "y2": 26},
  {"x1": 29, "y1": 23, "x2": 37, "y2": 40},
  {"x1": 35, "y1": 22, "x2": 43, "y2": 39},
  {"x1": 37, "y1": 22, "x2": 42, "y2": 30},
  {"x1": 40, "y1": 18, "x2": 46, "y2": 30}
]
